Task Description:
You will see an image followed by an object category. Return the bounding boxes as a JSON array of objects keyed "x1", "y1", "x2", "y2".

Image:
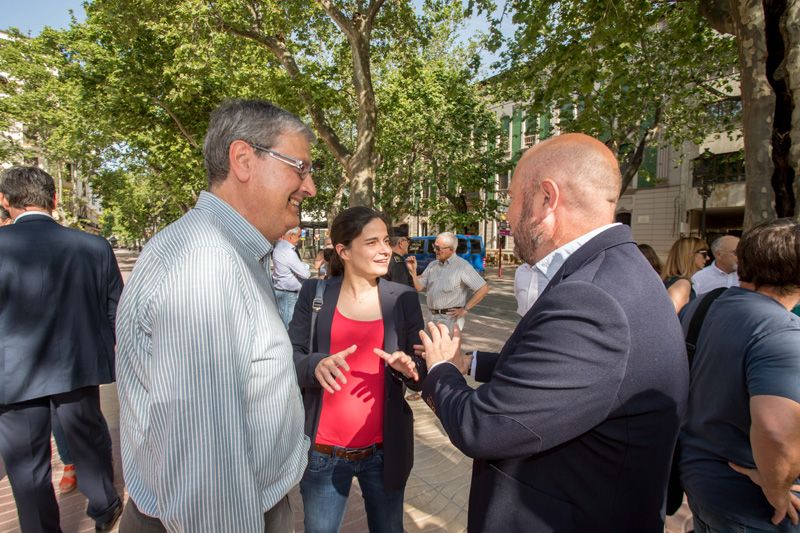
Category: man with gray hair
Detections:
[
  {"x1": 273, "y1": 226, "x2": 311, "y2": 327},
  {"x1": 691, "y1": 234, "x2": 740, "y2": 295},
  {"x1": 408, "y1": 231, "x2": 489, "y2": 332},
  {"x1": 116, "y1": 99, "x2": 315, "y2": 532}
]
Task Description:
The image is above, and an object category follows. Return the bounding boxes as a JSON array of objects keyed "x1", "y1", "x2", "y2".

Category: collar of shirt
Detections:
[
  {"x1": 275, "y1": 239, "x2": 295, "y2": 253},
  {"x1": 278, "y1": 239, "x2": 296, "y2": 251},
  {"x1": 532, "y1": 223, "x2": 620, "y2": 282},
  {"x1": 14, "y1": 210, "x2": 53, "y2": 223},
  {"x1": 710, "y1": 261, "x2": 735, "y2": 277},
  {"x1": 194, "y1": 191, "x2": 273, "y2": 262}
]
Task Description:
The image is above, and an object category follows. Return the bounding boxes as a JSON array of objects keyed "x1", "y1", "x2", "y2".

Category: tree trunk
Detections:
[
  {"x1": 345, "y1": 18, "x2": 377, "y2": 207},
  {"x1": 734, "y1": 0, "x2": 777, "y2": 229},
  {"x1": 764, "y1": 0, "x2": 795, "y2": 218},
  {"x1": 785, "y1": 0, "x2": 800, "y2": 221}
]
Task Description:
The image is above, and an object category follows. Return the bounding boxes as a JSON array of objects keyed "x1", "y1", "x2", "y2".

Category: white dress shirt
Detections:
[
  {"x1": 691, "y1": 262, "x2": 739, "y2": 296},
  {"x1": 272, "y1": 238, "x2": 310, "y2": 291},
  {"x1": 116, "y1": 192, "x2": 309, "y2": 532}
]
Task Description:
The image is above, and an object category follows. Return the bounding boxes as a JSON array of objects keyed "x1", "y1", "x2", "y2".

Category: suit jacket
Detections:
[
  {"x1": 289, "y1": 276, "x2": 427, "y2": 490},
  {"x1": 422, "y1": 224, "x2": 689, "y2": 532},
  {"x1": 0, "y1": 214, "x2": 123, "y2": 404}
]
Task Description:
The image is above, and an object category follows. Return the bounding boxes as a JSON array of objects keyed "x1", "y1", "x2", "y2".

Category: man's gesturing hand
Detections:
[
  {"x1": 314, "y1": 344, "x2": 357, "y2": 393},
  {"x1": 418, "y1": 321, "x2": 461, "y2": 368},
  {"x1": 373, "y1": 349, "x2": 420, "y2": 381}
]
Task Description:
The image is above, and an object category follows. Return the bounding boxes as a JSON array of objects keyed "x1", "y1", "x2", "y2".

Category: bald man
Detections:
[
  {"x1": 691, "y1": 235, "x2": 740, "y2": 295},
  {"x1": 418, "y1": 134, "x2": 689, "y2": 532}
]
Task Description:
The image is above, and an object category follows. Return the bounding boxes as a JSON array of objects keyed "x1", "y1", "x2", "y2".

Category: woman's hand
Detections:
[
  {"x1": 373, "y1": 348, "x2": 420, "y2": 382},
  {"x1": 314, "y1": 344, "x2": 357, "y2": 393}
]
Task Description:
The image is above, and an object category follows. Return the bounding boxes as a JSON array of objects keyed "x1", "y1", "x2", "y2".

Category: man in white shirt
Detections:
[
  {"x1": 273, "y1": 226, "x2": 311, "y2": 327},
  {"x1": 407, "y1": 232, "x2": 489, "y2": 332},
  {"x1": 116, "y1": 99, "x2": 313, "y2": 532},
  {"x1": 691, "y1": 235, "x2": 739, "y2": 295}
]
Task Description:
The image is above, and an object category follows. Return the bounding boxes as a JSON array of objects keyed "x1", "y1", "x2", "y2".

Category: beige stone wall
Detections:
[{"x1": 629, "y1": 185, "x2": 683, "y2": 258}]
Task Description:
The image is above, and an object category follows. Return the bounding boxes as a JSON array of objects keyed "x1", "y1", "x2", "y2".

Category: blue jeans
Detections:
[
  {"x1": 690, "y1": 499, "x2": 800, "y2": 532},
  {"x1": 275, "y1": 289, "x2": 300, "y2": 329},
  {"x1": 300, "y1": 449, "x2": 404, "y2": 533}
]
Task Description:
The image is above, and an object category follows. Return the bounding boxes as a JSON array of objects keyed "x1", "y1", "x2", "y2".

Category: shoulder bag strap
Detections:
[
  {"x1": 685, "y1": 287, "x2": 727, "y2": 368},
  {"x1": 309, "y1": 279, "x2": 326, "y2": 353}
]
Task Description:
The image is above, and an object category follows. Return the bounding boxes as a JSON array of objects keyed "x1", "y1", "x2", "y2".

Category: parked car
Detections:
[{"x1": 408, "y1": 234, "x2": 485, "y2": 275}]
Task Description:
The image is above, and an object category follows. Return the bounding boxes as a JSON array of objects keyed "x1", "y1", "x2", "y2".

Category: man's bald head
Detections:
[
  {"x1": 516, "y1": 133, "x2": 621, "y2": 219},
  {"x1": 507, "y1": 133, "x2": 622, "y2": 264}
]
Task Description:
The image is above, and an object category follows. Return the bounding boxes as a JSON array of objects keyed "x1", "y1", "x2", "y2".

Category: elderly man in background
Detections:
[
  {"x1": 273, "y1": 226, "x2": 311, "y2": 327},
  {"x1": 691, "y1": 235, "x2": 739, "y2": 295},
  {"x1": 116, "y1": 99, "x2": 314, "y2": 532},
  {"x1": 408, "y1": 231, "x2": 489, "y2": 332}
]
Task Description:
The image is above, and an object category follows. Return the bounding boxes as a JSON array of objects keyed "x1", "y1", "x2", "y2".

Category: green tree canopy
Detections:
[{"x1": 498, "y1": 0, "x2": 738, "y2": 194}]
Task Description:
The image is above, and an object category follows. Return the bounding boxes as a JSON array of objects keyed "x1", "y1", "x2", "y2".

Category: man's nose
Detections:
[{"x1": 301, "y1": 174, "x2": 317, "y2": 197}]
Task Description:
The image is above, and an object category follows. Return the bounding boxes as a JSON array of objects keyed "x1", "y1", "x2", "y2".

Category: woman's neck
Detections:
[{"x1": 341, "y1": 269, "x2": 378, "y2": 298}]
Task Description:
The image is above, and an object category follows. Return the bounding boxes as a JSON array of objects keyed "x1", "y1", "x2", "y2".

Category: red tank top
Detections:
[{"x1": 315, "y1": 308, "x2": 385, "y2": 448}]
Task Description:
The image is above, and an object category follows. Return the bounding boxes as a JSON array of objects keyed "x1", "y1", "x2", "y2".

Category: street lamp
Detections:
[
  {"x1": 697, "y1": 178, "x2": 713, "y2": 242},
  {"x1": 693, "y1": 153, "x2": 714, "y2": 242}
]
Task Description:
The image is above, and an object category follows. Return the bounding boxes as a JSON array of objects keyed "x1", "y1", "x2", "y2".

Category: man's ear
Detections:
[
  {"x1": 228, "y1": 140, "x2": 255, "y2": 183},
  {"x1": 52, "y1": 193, "x2": 58, "y2": 211},
  {"x1": 540, "y1": 179, "x2": 559, "y2": 211},
  {"x1": 0, "y1": 193, "x2": 8, "y2": 210}
]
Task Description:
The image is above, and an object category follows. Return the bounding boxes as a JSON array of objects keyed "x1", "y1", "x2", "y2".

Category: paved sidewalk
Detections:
[{"x1": 0, "y1": 251, "x2": 693, "y2": 532}]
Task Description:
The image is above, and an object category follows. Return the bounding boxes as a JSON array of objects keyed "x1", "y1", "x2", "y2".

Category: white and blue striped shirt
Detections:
[{"x1": 116, "y1": 191, "x2": 309, "y2": 532}]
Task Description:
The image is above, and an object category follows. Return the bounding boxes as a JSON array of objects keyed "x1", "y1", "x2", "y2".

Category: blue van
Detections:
[{"x1": 408, "y1": 234, "x2": 485, "y2": 275}]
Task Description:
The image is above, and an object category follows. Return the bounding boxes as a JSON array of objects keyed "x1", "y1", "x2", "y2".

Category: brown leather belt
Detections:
[
  {"x1": 312, "y1": 443, "x2": 383, "y2": 461},
  {"x1": 430, "y1": 308, "x2": 459, "y2": 315}
]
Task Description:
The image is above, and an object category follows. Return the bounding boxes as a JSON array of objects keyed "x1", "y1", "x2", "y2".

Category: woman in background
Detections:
[
  {"x1": 662, "y1": 237, "x2": 709, "y2": 313},
  {"x1": 637, "y1": 243, "x2": 662, "y2": 276}
]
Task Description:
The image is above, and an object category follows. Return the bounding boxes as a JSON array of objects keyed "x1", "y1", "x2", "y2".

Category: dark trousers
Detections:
[
  {"x1": 121, "y1": 496, "x2": 294, "y2": 533},
  {"x1": 0, "y1": 386, "x2": 120, "y2": 533}
]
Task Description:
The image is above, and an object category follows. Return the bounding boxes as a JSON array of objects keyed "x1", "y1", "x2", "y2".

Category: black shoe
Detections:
[{"x1": 95, "y1": 502, "x2": 123, "y2": 532}]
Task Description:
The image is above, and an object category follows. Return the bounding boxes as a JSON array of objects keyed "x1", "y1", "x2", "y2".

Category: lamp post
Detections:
[{"x1": 697, "y1": 177, "x2": 713, "y2": 242}]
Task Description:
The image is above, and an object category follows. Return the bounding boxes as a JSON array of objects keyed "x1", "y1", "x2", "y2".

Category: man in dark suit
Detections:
[
  {"x1": 0, "y1": 166, "x2": 123, "y2": 532},
  {"x1": 418, "y1": 134, "x2": 689, "y2": 532}
]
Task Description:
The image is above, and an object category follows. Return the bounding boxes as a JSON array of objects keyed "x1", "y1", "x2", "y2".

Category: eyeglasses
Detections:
[
  {"x1": 695, "y1": 250, "x2": 710, "y2": 258},
  {"x1": 433, "y1": 245, "x2": 452, "y2": 251},
  {"x1": 249, "y1": 142, "x2": 314, "y2": 178}
]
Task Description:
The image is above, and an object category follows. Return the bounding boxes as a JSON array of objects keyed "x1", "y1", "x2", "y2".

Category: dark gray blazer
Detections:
[
  {"x1": 289, "y1": 276, "x2": 427, "y2": 490},
  {"x1": 422, "y1": 224, "x2": 689, "y2": 532},
  {"x1": 0, "y1": 214, "x2": 122, "y2": 404}
]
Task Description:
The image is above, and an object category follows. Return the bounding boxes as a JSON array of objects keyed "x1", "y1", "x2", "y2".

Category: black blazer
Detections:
[
  {"x1": 0, "y1": 214, "x2": 123, "y2": 404},
  {"x1": 422, "y1": 224, "x2": 689, "y2": 532},
  {"x1": 289, "y1": 276, "x2": 427, "y2": 490}
]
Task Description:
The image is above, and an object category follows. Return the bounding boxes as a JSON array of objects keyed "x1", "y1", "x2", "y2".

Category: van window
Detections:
[
  {"x1": 408, "y1": 239, "x2": 425, "y2": 254},
  {"x1": 456, "y1": 239, "x2": 469, "y2": 254}
]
